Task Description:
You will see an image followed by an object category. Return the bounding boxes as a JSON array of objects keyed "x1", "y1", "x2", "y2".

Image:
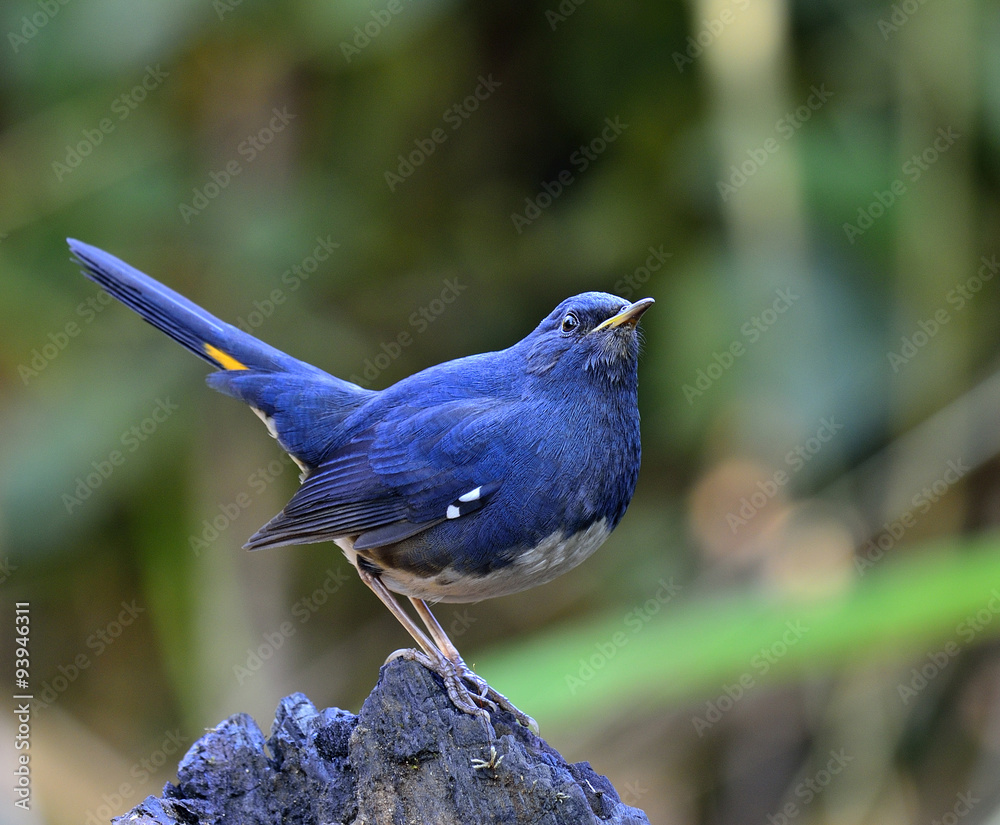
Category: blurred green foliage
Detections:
[{"x1": 2, "y1": 0, "x2": 1000, "y2": 823}]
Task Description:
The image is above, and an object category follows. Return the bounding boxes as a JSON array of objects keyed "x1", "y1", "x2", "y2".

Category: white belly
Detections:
[{"x1": 335, "y1": 519, "x2": 611, "y2": 603}]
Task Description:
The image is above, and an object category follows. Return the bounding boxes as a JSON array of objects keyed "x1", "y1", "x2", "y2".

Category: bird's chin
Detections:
[{"x1": 586, "y1": 330, "x2": 639, "y2": 375}]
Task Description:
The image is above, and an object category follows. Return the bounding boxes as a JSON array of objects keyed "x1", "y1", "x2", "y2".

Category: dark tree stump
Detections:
[{"x1": 113, "y1": 658, "x2": 650, "y2": 825}]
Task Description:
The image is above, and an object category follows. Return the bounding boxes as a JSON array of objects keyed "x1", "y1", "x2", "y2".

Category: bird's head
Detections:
[{"x1": 524, "y1": 292, "x2": 654, "y2": 384}]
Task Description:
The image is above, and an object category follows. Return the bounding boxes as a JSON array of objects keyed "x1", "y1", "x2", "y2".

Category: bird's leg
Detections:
[
  {"x1": 408, "y1": 596, "x2": 465, "y2": 663},
  {"x1": 354, "y1": 566, "x2": 490, "y2": 726},
  {"x1": 409, "y1": 596, "x2": 538, "y2": 733}
]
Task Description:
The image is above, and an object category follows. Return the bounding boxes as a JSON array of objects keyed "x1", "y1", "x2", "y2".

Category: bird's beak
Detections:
[{"x1": 592, "y1": 297, "x2": 655, "y2": 332}]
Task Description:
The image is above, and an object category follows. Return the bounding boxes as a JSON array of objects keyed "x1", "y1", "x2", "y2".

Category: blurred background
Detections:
[{"x1": 2, "y1": 0, "x2": 1000, "y2": 822}]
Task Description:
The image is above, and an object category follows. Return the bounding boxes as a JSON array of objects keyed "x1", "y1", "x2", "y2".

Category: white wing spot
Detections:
[
  {"x1": 458, "y1": 486, "x2": 482, "y2": 502},
  {"x1": 446, "y1": 505, "x2": 461, "y2": 520}
]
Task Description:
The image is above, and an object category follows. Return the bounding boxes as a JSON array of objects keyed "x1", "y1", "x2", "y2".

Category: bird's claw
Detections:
[
  {"x1": 453, "y1": 658, "x2": 539, "y2": 733},
  {"x1": 386, "y1": 648, "x2": 492, "y2": 728},
  {"x1": 386, "y1": 648, "x2": 538, "y2": 734}
]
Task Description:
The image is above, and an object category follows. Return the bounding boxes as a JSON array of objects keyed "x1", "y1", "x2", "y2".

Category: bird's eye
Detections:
[{"x1": 560, "y1": 312, "x2": 580, "y2": 334}]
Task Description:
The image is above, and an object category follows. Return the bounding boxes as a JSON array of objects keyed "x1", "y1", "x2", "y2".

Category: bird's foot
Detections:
[
  {"x1": 386, "y1": 648, "x2": 492, "y2": 730},
  {"x1": 385, "y1": 648, "x2": 538, "y2": 734},
  {"x1": 450, "y1": 657, "x2": 539, "y2": 734}
]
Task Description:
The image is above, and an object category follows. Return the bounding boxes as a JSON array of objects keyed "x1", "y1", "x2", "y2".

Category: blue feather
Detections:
[
  {"x1": 70, "y1": 240, "x2": 370, "y2": 472},
  {"x1": 71, "y1": 239, "x2": 651, "y2": 602}
]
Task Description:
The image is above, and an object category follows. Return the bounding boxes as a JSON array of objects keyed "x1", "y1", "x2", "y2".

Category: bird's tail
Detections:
[
  {"x1": 69, "y1": 239, "x2": 326, "y2": 377},
  {"x1": 68, "y1": 239, "x2": 372, "y2": 475}
]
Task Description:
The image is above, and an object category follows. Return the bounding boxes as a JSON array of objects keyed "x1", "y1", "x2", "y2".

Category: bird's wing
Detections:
[
  {"x1": 206, "y1": 370, "x2": 373, "y2": 476},
  {"x1": 244, "y1": 398, "x2": 517, "y2": 551}
]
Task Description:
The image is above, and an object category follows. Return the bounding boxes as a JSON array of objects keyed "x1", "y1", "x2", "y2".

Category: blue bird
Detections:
[{"x1": 68, "y1": 239, "x2": 653, "y2": 729}]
